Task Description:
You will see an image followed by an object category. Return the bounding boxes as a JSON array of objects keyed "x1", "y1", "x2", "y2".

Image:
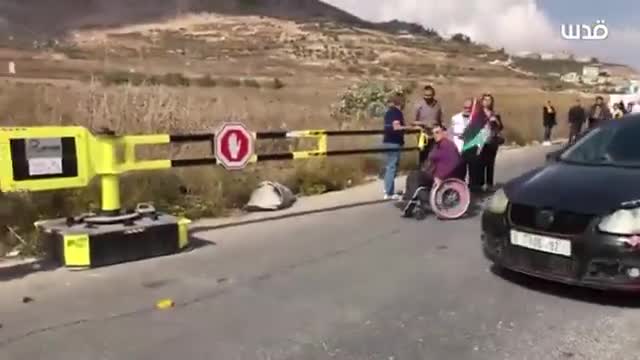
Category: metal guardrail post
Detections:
[{"x1": 93, "y1": 131, "x2": 121, "y2": 215}]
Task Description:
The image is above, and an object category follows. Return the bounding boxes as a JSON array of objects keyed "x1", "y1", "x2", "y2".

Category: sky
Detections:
[{"x1": 323, "y1": 0, "x2": 639, "y2": 70}]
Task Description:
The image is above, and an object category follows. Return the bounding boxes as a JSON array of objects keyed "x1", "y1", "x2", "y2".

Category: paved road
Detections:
[{"x1": 2, "y1": 145, "x2": 640, "y2": 360}]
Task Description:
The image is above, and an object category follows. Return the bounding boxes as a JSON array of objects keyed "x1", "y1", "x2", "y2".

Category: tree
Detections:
[
  {"x1": 330, "y1": 82, "x2": 414, "y2": 124},
  {"x1": 451, "y1": 33, "x2": 471, "y2": 44}
]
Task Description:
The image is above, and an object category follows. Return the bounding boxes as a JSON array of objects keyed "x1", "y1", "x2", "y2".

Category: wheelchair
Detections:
[
  {"x1": 399, "y1": 132, "x2": 472, "y2": 220},
  {"x1": 401, "y1": 178, "x2": 471, "y2": 220}
]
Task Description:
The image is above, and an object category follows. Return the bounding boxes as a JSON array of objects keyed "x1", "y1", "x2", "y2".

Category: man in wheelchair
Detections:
[{"x1": 402, "y1": 124, "x2": 471, "y2": 220}]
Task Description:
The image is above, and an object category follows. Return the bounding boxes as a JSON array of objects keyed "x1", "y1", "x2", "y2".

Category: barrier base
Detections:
[{"x1": 36, "y1": 210, "x2": 190, "y2": 269}]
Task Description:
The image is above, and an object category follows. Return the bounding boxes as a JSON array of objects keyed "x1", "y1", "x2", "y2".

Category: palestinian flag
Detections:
[{"x1": 461, "y1": 97, "x2": 490, "y2": 152}]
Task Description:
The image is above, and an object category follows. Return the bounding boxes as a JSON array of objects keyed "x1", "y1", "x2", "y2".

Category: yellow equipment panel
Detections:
[{"x1": 0, "y1": 127, "x2": 171, "y2": 194}]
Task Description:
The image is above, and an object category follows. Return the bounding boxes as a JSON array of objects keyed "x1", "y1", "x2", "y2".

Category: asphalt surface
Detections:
[{"x1": 2, "y1": 144, "x2": 640, "y2": 360}]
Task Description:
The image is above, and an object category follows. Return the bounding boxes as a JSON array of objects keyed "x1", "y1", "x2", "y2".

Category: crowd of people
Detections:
[
  {"x1": 382, "y1": 85, "x2": 504, "y2": 200},
  {"x1": 544, "y1": 95, "x2": 640, "y2": 146},
  {"x1": 381, "y1": 87, "x2": 640, "y2": 201}
]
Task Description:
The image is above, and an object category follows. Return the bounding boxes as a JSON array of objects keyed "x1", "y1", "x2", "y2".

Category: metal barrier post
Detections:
[
  {"x1": 93, "y1": 133, "x2": 121, "y2": 215},
  {"x1": 91, "y1": 132, "x2": 172, "y2": 215}
]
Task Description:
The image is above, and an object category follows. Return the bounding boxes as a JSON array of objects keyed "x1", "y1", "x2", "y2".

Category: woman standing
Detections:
[
  {"x1": 479, "y1": 94, "x2": 504, "y2": 192},
  {"x1": 542, "y1": 100, "x2": 556, "y2": 146}
]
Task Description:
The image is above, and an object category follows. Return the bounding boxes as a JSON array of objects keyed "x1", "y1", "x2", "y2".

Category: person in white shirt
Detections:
[
  {"x1": 450, "y1": 99, "x2": 473, "y2": 152},
  {"x1": 449, "y1": 99, "x2": 475, "y2": 183},
  {"x1": 631, "y1": 98, "x2": 640, "y2": 114}
]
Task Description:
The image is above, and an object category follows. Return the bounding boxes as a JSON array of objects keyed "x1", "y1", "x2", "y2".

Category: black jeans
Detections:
[
  {"x1": 569, "y1": 123, "x2": 582, "y2": 144},
  {"x1": 462, "y1": 146, "x2": 483, "y2": 189},
  {"x1": 480, "y1": 143, "x2": 499, "y2": 187},
  {"x1": 543, "y1": 126, "x2": 553, "y2": 142}
]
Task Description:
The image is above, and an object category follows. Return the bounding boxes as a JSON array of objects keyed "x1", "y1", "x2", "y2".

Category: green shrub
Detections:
[
  {"x1": 102, "y1": 71, "x2": 147, "y2": 86},
  {"x1": 218, "y1": 77, "x2": 242, "y2": 87},
  {"x1": 194, "y1": 74, "x2": 217, "y2": 87},
  {"x1": 242, "y1": 78, "x2": 261, "y2": 88},
  {"x1": 162, "y1": 73, "x2": 190, "y2": 86},
  {"x1": 271, "y1": 77, "x2": 285, "y2": 89},
  {"x1": 330, "y1": 81, "x2": 413, "y2": 119}
]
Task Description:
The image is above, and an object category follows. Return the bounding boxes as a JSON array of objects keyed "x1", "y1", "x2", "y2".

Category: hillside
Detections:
[
  {"x1": 2, "y1": 0, "x2": 619, "y2": 86},
  {"x1": 0, "y1": 14, "x2": 516, "y2": 84},
  {"x1": 0, "y1": 0, "x2": 437, "y2": 38}
]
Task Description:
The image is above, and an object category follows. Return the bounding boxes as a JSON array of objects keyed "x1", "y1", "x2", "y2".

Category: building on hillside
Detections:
[
  {"x1": 540, "y1": 53, "x2": 554, "y2": 60},
  {"x1": 561, "y1": 72, "x2": 581, "y2": 83},
  {"x1": 607, "y1": 76, "x2": 628, "y2": 87},
  {"x1": 515, "y1": 51, "x2": 541, "y2": 59},
  {"x1": 575, "y1": 56, "x2": 595, "y2": 63},
  {"x1": 554, "y1": 51, "x2": 572, "y2": 60},
  {"x1": 582, "y1": 65, "x2": 601, "y2": 84}
]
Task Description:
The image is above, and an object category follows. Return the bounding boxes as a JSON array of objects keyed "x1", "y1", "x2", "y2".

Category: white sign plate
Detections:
[
  {"x1": 28, "y1": 158, "x2": 63, "y2": 176},
  {"x1": 510, "y1": 230, "x2": 572, "y2": 257},
  {"x1": 25, "y1": 138, "x2": 63, "y2": 176}
]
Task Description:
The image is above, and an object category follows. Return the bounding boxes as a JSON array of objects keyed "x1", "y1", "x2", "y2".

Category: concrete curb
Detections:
[{"x1": 190, "y1": 199, "x2": 390, "y2": 233}]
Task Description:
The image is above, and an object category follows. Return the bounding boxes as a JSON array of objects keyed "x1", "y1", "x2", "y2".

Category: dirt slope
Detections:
[{"x1": 0, "y1": 0, "x2": 432, "y2": 37}]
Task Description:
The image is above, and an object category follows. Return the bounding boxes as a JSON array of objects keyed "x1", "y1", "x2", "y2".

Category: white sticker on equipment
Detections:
[
  {"x1": 25, "y1": 138, "x2": 63, "y2": 176},
  {"x1": 28, "y1": 158, "x2": 63, "y2": 175}
]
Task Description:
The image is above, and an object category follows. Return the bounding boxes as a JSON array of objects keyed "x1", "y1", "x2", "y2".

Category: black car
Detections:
[{"x1": 482, "y1": 114, "x2": 640, "y2": 291}]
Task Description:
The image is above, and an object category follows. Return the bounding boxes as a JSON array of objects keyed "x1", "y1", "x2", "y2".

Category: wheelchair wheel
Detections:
[{"x1": 429, "y1": 178, "x2": 471, "y2": 219}]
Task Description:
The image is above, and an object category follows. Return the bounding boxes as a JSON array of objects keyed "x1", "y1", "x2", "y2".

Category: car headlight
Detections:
[
  {"x1": 598, "y1": 207, "x2": 640, "y2": 235},
  {"x1": 486, "y1": 188, "x2": 509, "y2": 214}
]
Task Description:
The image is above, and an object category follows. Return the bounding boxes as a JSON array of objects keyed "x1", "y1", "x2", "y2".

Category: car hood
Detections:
[{"x1": 504, "y1": 162, "x2": 640, "y2": 215}]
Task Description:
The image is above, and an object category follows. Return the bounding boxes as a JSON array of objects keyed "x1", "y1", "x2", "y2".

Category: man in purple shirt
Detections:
[{"x1": 423, "y1": 124, "x2": 464, "y2": 187}]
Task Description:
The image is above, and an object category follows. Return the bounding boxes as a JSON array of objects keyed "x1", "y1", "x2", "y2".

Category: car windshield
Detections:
[{"x1": 560, "y1": 121, "x2": 640, "y2": 167}]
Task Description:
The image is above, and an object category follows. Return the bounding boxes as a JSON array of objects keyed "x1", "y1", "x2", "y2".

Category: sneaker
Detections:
[
  {"x1": 391, "y1": 194, "x2": 402, "y2": 201},
  {"x1": 383, "y1": 194, "x2": 391, "y2": 200}
]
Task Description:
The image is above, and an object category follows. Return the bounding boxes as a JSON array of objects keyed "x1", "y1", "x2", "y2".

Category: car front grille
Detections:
[
  {"x1": 508, "y1": 246, "x2": 575, "y2": 278},
  {"x1": 508, "y1": 203, "x2": 594, "y2": 236}
]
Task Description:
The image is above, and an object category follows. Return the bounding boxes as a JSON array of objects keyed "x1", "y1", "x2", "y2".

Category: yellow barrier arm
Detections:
[{"x1": 0, "y1": 127, "x2": 171, "y2": 213}]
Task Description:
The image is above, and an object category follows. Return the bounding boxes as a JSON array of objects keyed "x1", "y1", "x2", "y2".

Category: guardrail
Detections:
[
  {"x1": 0, "y1": 124, "x2": 428, "y2": 269},
  {"x1": 0, "y1": 126, "x2": 427, "y2": 209}
]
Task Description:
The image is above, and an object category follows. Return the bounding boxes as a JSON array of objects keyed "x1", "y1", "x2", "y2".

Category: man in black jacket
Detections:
[
  {"x1": 568, "y1": 98, "x2": 586, "y2": 144},
  {"x1": 587, "y1": 96, "x2": 612, "y2": 129}
]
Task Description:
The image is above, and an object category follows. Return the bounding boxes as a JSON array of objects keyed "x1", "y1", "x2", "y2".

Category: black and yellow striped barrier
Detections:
[
  {"x1": 170, "y1": 129, "x2": 428, "y2": 165},
  {"x1": 0, "y1": 125, "x2": 427, "y2": 269}
]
